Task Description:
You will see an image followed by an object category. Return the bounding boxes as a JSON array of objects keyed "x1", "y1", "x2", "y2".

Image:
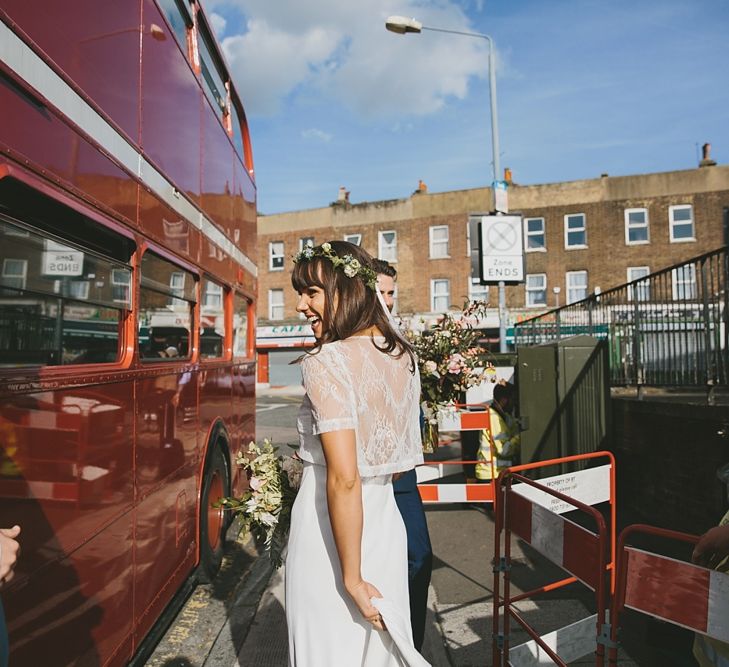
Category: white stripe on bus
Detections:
[{"x1": 0, "y1": 19, "x2": 257, "y2": 277}]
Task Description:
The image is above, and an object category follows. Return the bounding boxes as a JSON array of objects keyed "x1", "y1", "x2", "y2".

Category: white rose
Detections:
[
  {"x1": 321, "y1": 242, "x2": 332, "y2": 252},
  {"x1": 343, "y1": 264, "x2": 358, "y2": 277},
  {"x1": 424, "y1": 360, "x2": 438, "y2": 374}
]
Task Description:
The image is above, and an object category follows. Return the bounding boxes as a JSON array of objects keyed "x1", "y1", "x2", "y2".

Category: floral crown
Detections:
[{"x1": 293, "y1": 242, "x2": 378, "y2": 291}]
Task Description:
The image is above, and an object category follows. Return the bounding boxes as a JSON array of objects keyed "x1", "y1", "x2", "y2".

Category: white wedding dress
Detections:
[{"x1": 286, "y1": 337, "x2": 429, "y2": 666}]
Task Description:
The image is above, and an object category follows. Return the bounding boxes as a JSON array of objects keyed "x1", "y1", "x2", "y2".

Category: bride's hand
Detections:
[{"x1": 345, "y1": 579, "x2": 386, "y2": 631}]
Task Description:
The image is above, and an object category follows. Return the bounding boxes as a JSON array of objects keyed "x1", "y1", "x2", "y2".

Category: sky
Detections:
[{"x1": 203, "y1": 0, "x2": 729, "y2": 215}]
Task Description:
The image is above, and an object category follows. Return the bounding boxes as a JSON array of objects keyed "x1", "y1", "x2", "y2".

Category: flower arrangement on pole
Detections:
[
  {"x1": 217, "y1": 439, "x2": 302, "y2": 568},
  {"x1": 406, "y1": 300, "x2": 497, "y2": 453}
]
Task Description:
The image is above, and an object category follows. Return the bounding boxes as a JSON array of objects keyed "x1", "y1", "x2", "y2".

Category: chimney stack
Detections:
[
  {"x1": 699, "y1": 142, "x2": 717, "y2": 167},
  {"x1": 337, "y1": 186, "x2": 350, "y2": 204}
]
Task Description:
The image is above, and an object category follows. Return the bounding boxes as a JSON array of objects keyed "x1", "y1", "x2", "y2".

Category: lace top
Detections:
[{"x1": 297, "y1": 337, "x2": 424, "y2": 477}]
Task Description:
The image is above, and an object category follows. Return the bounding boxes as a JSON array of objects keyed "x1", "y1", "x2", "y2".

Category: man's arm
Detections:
[{"x1": 692, "y1": 524, "x2": 729, "y2": 570}]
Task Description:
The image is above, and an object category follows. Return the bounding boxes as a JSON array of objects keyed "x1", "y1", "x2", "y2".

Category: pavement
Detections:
[{"x1": 145, "y1": 387, "x2": 695, "y2": 666}]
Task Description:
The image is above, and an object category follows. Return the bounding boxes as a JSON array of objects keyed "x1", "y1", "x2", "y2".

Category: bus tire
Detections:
[{"x1": 198, "y1": 443, "x2": 229, "y2": 583}]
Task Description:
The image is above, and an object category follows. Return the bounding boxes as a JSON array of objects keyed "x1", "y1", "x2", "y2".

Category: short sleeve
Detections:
[{"x1": 300, "y1": 350, "x2": 356, "y2": 435}]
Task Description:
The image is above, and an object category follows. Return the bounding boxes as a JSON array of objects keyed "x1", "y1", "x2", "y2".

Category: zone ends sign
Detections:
[{"x1": 477, "y1": 214, "x2": 524, "y2": 284}]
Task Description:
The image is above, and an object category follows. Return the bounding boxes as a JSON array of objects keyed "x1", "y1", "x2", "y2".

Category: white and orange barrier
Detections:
[
  {"x1": 492, "y1": 452, "x2": 617, "y2": 667},
  {"x1": 608, "y1": 524, "x2": 729, "y2": 666},
  {"x1": 417, "y1": 405, "x2": 496, "y2": 504}
]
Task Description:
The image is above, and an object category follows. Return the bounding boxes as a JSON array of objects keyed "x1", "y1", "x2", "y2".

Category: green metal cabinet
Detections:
[{"x1": 517, "y1": 335, "x2": 610, "y2": 474}]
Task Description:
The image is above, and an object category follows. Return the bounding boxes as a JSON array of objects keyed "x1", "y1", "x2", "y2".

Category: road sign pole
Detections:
[{"x1": 498, "y1": 280, "x2": 507, "y2": 353}]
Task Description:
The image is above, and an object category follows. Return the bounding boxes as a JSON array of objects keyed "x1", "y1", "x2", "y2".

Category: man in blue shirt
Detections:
[{"x1": 374, "y1": 259, "x2": 433, "y2": 651}]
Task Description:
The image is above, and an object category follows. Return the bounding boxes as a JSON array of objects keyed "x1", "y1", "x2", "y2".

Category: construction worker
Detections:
[{"x1": 475, "y1": 381, "x2": 520, "y2": 481}]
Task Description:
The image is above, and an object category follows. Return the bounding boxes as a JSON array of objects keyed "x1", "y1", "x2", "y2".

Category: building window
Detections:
[
  {"x1": 564, "y1": 213, "x2": 587, "y2": 248},
  {"x1": 299, "y1": 237, "x2": 314, "y2": 251},
  {"x1": 68, "y1": 280, "x2": 90, "y2": 300},
  {"x1": 430, "y1": 279, "x2": 450, "y2": 312},
  {"x1": 200, "y1": 278, "x2": 225, "y2": 358},
  {"x1": 525, "y1": 273, "x2": 547, "y2": 307},
  {"x1": 566, "y1": 270, "x2": 588, "y2": 304},
  {"x1": 112, "y1": 268, "x2": 132, "y2": 304},
  {"x1": 378, "y1": 231, "x2": 397, "y2": 263},
  {"x1": 672, "y1": 264, "x2": 697, "y2": 300},
  {"x1": 524, "y1": 217, "x2": 546, "y2": 252},
  {"x1": 169, "y1": 271, "x2": 186, "y2": 304},
  {"x1": 269, "y1": 241, "x2": 284, "y2": 271},
  {"x1": 627, "y1": 266, "x2": 650, "y2": 302},
  {"x1": 468, "y1": 278, "x2": 489, "y2": 304},
  {"x1": 1, "y1": 258, "x2": 27, "y2": 290},
  {"x1": 344, "y1": 233, "x2": 362, "y2": 246},
  {"x1": 268, "y1": 289, "x2": 284, "y2": 320},
  {"x1": 202, "y1": 278, "x2": 223, "y2": 309},
  {"x1": 233, "y1": 293, "x2": 250, "y2": 358},
  {"x1": 669, "y1": 205, "x2": 695, "y2": 242},
  {"x1": 429, "y1": 226, "x2": 449, "y2": 259},
  {"x1": 624, "y1": 208, "x2": 649, "y2": 245}
]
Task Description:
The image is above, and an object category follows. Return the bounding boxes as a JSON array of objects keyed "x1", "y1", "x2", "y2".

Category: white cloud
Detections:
[
  {"x1": 302, "y1": 128, "x2": 333, "y2": 142},
  {"x1": 215, "y1": 0, "x2": 490, "y2": 118},
  {"x1": 209, "y1": 12, "x2": 227, "y2": 37}
]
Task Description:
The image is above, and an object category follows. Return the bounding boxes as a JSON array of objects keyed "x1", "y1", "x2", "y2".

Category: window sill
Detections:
[
  {"x1": 429, "y1": 255, "x2": 451, "y2": 260},
  {"x1": 525, "y1": 248, "x2": 547, "y2": 253},
  {"x1": 565, "y1": 245, "x2": 588, "y2": 250},
  {"x1": 269, "y1": 267, "x2": 285, "y2": 272},
  {"x1": 625, "y1": 240, "x2": 650, "y2": 246},
  {"x1": 669, "y1": 237, "x2": 696, "y2": 243}
]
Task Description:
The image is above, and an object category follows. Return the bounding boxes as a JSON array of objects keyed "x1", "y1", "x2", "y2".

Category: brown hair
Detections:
[{"x1": 291, "y1": 240, "x2": 415, "y2": 368}]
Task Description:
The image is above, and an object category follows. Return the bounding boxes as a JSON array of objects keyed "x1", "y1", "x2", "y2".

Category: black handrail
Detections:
[{"x1": 514, "y1": 246, "x2": 729, "y2": 388}]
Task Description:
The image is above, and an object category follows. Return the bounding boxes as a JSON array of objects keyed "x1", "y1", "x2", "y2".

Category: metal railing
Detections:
[{"x1": 514, "y1": 247, "x2": 729, "y2": 387}]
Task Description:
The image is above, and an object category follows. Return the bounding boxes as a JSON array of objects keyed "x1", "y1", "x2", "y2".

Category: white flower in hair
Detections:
[
  {"x1": 344, "y1": 264, "x2": 358, "y2": 277},
  {"x1": 321, "y1": 242, "x2": 332, "y2": 252}
]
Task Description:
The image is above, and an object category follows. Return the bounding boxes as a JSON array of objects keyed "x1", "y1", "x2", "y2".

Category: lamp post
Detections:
[{"x1": 385, "y1": 16, "x2": 508, "y2": 352}]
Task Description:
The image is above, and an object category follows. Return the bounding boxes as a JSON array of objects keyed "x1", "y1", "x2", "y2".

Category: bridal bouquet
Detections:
[
  {"x1": 406, "y1": 300, "x2": 496, "y2": 452},
  {"x1": 218, "y1": 439, "x2": 302, "y2": 568}
]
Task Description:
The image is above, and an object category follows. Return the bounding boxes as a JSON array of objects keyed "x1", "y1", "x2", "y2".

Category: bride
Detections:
[{"x1": 286, "y1": 241, "x2": 430, "y2": 666}]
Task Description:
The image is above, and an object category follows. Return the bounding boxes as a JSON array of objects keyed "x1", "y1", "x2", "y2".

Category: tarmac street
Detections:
[{"x1": 147, "y1": 390, "x2": 675, "y2": 666}]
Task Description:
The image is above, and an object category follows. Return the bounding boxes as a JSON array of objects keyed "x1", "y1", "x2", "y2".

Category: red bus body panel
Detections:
[{"x1": 0, "y1": 1, "x2": 256, "y2": 664}]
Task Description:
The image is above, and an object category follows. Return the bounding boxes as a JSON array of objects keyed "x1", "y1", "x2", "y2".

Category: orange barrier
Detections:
[
  {"x1": 492, "y1": 451, "x2": 617, "y2": 667},
  {"x1": 417, "y1": 405, "x2": 497, "y2": 504},
  {"x1": 608, "y1": 524, "x2": 729, "y2": 666}
]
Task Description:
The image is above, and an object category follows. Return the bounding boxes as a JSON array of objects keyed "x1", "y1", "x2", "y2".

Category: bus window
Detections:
[
  {"x1": 156, "y1": 0, "x2": 193, "y2": 57},
  {"x1": 230, "y1": 102, "x2": 245, "y2": 162},
  {"x1": 139, "y1": 252, "x2": 196, "y2": 360},
  {"x1": 200, "y1": 277, "x2": 225, "y2": 359},
  {"x1": 233, "y1": 293, "x2": 250, "y2": 358},
  {"x1": 0, "y1": 217, "x2": 132, "y2": 366},
  {"x1": 197, "y1": 20, "x2": 227, "y2": 115}
]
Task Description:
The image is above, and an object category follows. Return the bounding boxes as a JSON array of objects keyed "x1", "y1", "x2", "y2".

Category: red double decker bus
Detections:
[{"x1": 0, "y1": 1, "x2": 256, "y2": 664}]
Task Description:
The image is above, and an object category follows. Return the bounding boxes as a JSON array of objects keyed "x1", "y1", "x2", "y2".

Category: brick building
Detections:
[{"x1": 256, "y1": 163, "x2": 729, "y2": 384}]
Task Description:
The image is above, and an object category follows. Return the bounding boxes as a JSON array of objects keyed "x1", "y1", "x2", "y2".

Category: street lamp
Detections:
[{"x1": 385, "y1": 16, "x2": 508, "y2": 352}]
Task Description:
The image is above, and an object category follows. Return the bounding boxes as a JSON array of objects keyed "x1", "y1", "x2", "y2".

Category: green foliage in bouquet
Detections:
[{"x1": 217, "y1": 439, "x2": 301, "y2": 569}]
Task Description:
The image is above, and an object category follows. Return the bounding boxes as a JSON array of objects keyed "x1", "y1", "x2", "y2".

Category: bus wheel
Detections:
[{"x1": 198, "y1": 444, "x2": 229, "y2": 583}]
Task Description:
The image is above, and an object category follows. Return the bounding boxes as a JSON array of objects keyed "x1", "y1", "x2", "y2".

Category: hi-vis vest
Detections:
[{"x1": 475, "y1": 405, "x2": 520, "y2": 481}]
